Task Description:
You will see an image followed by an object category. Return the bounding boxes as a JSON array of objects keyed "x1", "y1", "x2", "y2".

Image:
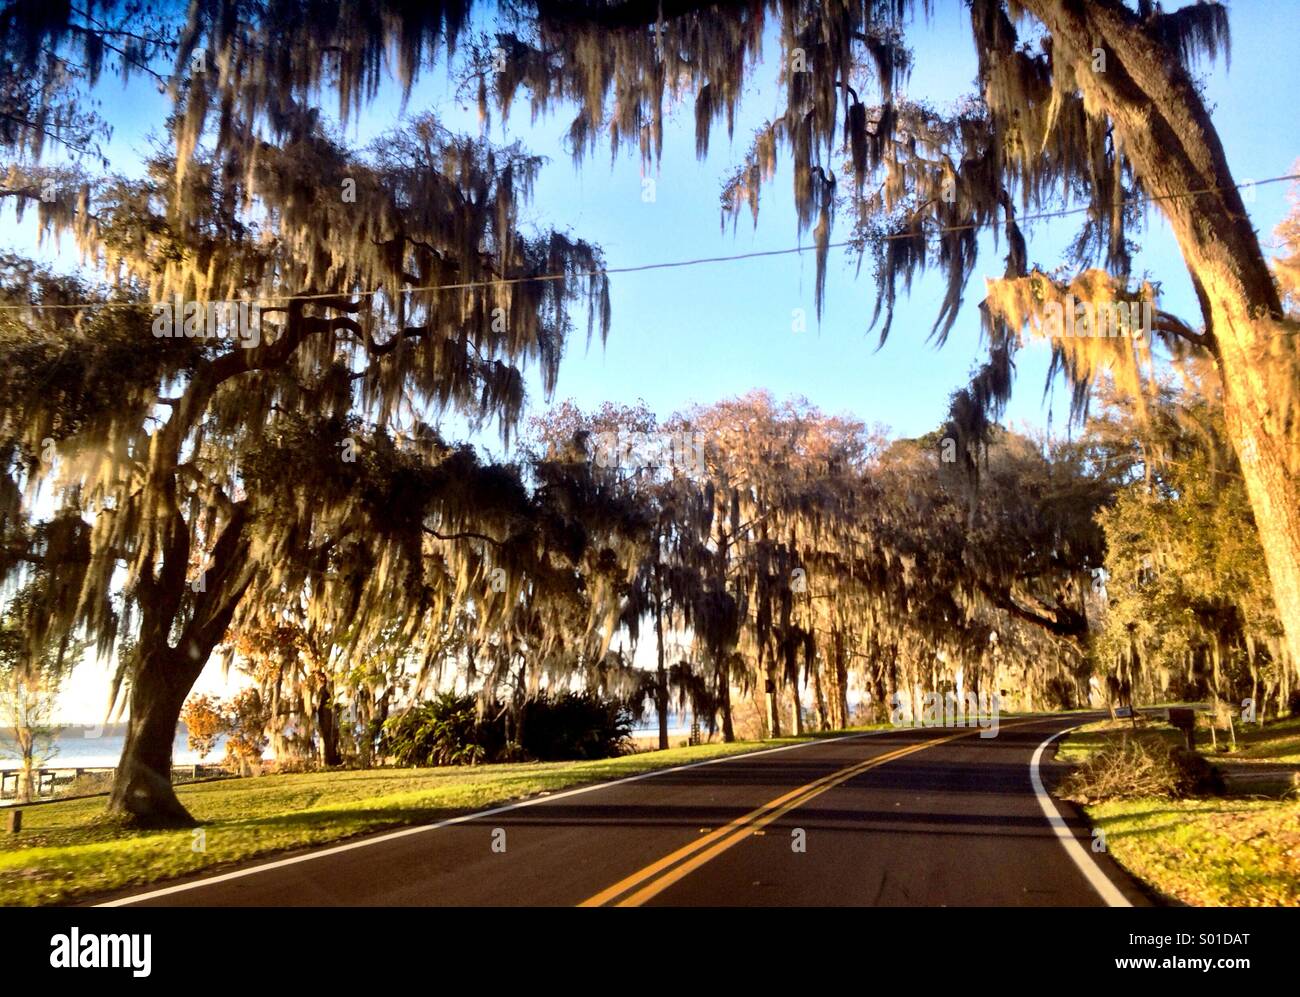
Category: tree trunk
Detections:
[
  {"x1": 355, "y1": 686, "x2": 372, "y2": 768},
  {"x1": 764, "y1": 662, "x2": 781, "y2": 739},
  {"x1": 1023, "y1": 0, "x2": 1300, "y2": 672},
  {"x1": 655, "y1": 664, "x2": 669, "y2": 750},
  {"x1": 719, "y1": 670, "x2": 735, "y2": 742},
  {"x1": 653, "y1": 570, "x2": 669, "y2": 750},
  {"x1": 1225, "y1": 387, "x2": 1300, "y2": 669},
  {"x1": 106, "y1": 504, "x2": 253, "y2": 826},
  {"x1": 18, "y1": 756, "x2": 34, "y2": 805},
  {"x1": 812, "y1": 657, "x2": 828, "y2": 731},
  {"x1": 834, "y1": 628, "x2": 850, "y2": 728},
  {"x1": 317, "y1": 681, "x2": 342, "y2": 767},
  {"x1": 883, "y1": 654, "x2": 897, "y2": 725},
  {"x1": 374, "y1": 690, "x2": 390, "y2": 759},
  {"x1": 107, "y1": 646, "x2": 201, "y2": 827},
  {"x1": 511, "y1": 662, "x2": 528, "y2": 752}
]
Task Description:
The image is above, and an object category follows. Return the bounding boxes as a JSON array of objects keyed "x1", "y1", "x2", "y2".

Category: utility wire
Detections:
[{"x1": 2, "y1": 171, "x2": 1296, "y2": 313}]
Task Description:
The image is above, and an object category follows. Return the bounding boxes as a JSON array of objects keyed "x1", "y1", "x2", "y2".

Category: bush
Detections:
[
  {"x1": 382, "y1": 691, "x2": 633, "y2": 766},
  {"x1": 382, "y1": 693, "x2": 502, "y2": 767},
  {"x1": 520, "y1": 692, "x2": 633, "y2": 761},
  {"x1": 1043, "y1": 676, "x2": 1077, "y2": 711},
  {"x1": 1060, "y1": 733, "x2": 1224, "y2": 803}
]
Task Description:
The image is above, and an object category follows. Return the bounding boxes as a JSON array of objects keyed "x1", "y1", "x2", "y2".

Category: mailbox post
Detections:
[{"x1": 1167, "y1": 707, "x2": 1196, "y2": 750}]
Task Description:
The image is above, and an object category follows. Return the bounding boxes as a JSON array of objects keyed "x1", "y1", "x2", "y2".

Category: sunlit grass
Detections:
[
  {"x1": 1085, "y1": 796, "x2": 1300, "y2": 906},
  {"x1": 1059, "y1": 716, "x2": 1300, "y2": 906},
  {"x1": 1224, "y1": 715, "x2": 1300, "y2": 765},
  {"x1": 0, "y1": 728, "x2": 883, "y2": 907}
]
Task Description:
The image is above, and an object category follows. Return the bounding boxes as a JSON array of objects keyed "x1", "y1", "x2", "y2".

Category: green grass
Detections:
[
  {"x1": 1083, "y1": 797, "x2": 1300, "y2": 906},
  {"x1": 1221, "y1": 715, "x2": 1300, "y2": 765},
  {"x1": 0, "y1": 729, "x2": 881, "y2": 907},
  {"x1": 1058, "y1": 716, "x2": 1300, "y2": 906},
  {"x1": 1056, "y1": 715, "x2": 1300, "y2": 764}
]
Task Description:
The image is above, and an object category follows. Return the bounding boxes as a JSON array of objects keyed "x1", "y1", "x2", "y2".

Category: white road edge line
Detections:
[
  {"x1": 1029, "y1": 727, "x2": 1133, "y2": 908},
  {"x1": 98, "y1": 727, "x2": 897, "y2": 907}
]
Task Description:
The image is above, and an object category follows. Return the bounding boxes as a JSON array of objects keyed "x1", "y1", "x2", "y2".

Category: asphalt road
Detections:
[{"x1": 103, "y1": 714, "x2": 1151, "y2": 907}]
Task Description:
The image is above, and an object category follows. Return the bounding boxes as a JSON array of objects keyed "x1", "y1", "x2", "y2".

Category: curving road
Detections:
[{"x1": 101, "y1": 714, "x2": 1151, "y2": 907}]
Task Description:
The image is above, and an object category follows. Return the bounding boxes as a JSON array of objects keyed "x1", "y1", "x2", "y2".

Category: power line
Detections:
[{"x1": 2, "y1": 171, "x2": 1297, "y2": 314}]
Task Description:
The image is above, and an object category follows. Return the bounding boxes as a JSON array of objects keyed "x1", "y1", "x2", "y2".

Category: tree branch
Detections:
[{"x1": 423, "y1": 526, "x2": 505, "y2": 547}]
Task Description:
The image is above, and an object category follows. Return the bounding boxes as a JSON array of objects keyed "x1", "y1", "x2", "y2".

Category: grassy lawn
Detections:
[
  {"x1": 1220, "y1": 715, "x2": 1300, "y2": 765},
  {"x1": 1058, "y1": 716, "x2": 1300, "y2": 906},
  {"x1": 1083, "y1": 796, "x2": 1300, "y2": 906},
  {"x1": 0, "y1": 729, "x2": 879, "y2": 907}
]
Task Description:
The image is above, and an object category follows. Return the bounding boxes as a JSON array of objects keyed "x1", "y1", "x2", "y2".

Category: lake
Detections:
[
  {"x1": 0, "y1": 726, "x2": 232, "y2": 770},
  {"x1": 1, "y1": 717, "x2": 694, "y2": 770}
]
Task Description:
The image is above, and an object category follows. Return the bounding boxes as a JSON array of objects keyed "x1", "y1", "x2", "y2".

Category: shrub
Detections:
[
  {"x1": 180, "y1": 694, "x2": 225, "y2": 762},
  {"x1": 382, "y1": 691, "x2": 633, "y2": 766},
  {"x1": 223, "y1": 688, "x2": 270, "y2": 775},
  {"x1": 1043, "y1": 676, "x2": 1077, "y2": 711},
  {"x1": 1060, "y1": 733, "x2": 1224, "y2": 803},
  {"x1": 520, "y1": 692, "x2": 633, "y2": 761},
  {"x1": 382, "y1": 693, "x2": 502, "y2": 767}
]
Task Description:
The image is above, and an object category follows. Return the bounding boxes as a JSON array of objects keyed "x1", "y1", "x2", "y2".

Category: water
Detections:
[
  {"x1": 0, "y1": 728, "x2": 235, "y2": 770},
  {"x1": 631, "y1": 724, "x2": 693, "y2": 738},
  {"x1": 631, "y1": 711, "x2": 693, "y2": 738}
]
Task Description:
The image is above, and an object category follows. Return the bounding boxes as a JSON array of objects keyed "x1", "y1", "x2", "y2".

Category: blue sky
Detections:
[{"x1": 5, "y1": 0, "x2": 1298, "y2": 720}]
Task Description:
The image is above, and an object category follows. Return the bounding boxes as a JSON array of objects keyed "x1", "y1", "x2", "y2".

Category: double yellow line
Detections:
[{"x1": 579, "y1": 720, "x2": 1038, "y2": 907}]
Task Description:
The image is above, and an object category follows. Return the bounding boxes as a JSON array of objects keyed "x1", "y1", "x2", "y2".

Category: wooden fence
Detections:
[{"x1": 0, "y1": 764, "x2": 228, "y2": 803}]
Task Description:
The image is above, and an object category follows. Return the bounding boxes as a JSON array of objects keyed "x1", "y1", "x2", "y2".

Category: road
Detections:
[{"x1": 103, "y1": 714, "x2": 1151, "y2": 907}]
